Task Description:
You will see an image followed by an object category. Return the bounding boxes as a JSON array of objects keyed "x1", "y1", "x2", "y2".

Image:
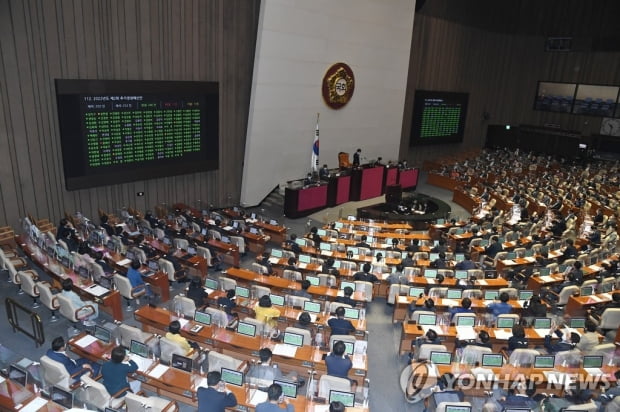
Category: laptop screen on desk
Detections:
[
  {"x1": 329, "y1": 390, "x2": 355, "y2": 407},
  {"x1": 221, "y1": 236, "x2": 230, "y2": 244},
  {"x1": 283, "y1": 332, "x2": 304, "y2": 347},
  {"x1": 51, "y1": 386, "x2": 73, "y2": 409},
  {"x1": 344, "y1": 308, "x2": 360, "y2": 320},
  {"x1": 538, "y1": 267, "x2": 550, "y2": 276},
  {"x1": 346, "y1": 247, "x2": 359, "y2": 255},
  {"x1": 320, "y1": 242, "x2": 332, "y2": 251},
  {"x1": 456, "y1": 316, "x2": 475, "y2": 327},
  {"x1": 484, "y1": 290, "x2": 499, "y2": 300},
  {"x1": 274, "y1": 379, "x2": 297, "y2": 398},
  {"x1": 78, "y1": 266, "x2": 89, "y2": 279},
  {"x1": 518, "y1": 290, "x2": 533, "y2": 300},
  {"x1": 130, "y1": 340, "x2": 149, "y2": 358},
  {"x1": 429, "y1": 253, "x2": 439, "y2": 261},
  {"x1": 445, "y1": 406, "x2": 471, "y2": 412},
  {"x1": 221, "y1": 367, "x2": 244, "y2": 386},
  {"x1": 418, "y1": 314, "x2": 437, "y2": 325},
  {"x1": 533, "y1": 318, "x2": 551, "y2": 329},
  {"x1": 299, "y1": 254, "x2": 311, "y2": 264},
  {"x1": 569, "y1": 318, "x2": 585, "y2": 329},
  {"x1": 482, "y1": 354, "x2": 504, "y2": 367},
  {"x1": 171, "y1": 354, "x2": 192, "y2": 372},
  {"x1": 270, "y1": 294, "x2": 285, "y2": 306},
  {"x1": 94, "y1": 325, "x2": 111, "y2": 343},
  {"x1": 194, "y1": 310, "x2": 212, "y2": 325},
  {"x1": 534, "y1": 355, "x2": 555, "y2": 368},
  {"x1": 205, "y1": 278, "x2": 218, "y2": 290},
  {"x1": 317, "y1": 229, "x2": 326, "y2": 237},
  {"x1": 447, "y1": 289, "x2": 462, "y2": 299},
  {"x1": 583, "y1": 355, "x2": 603, "y2": 368},
  {"x1": 430, "y1": 351, "x2": 452, "y2": 365},
  {"x1": 455, "y1": 270, "x2": 468, "y2": 279},
  {"x1": 496, "y1": 317, "x2": 515, "y2": 329},
  {"x1": 340, "y1": 281, "x2": 355, "y2": 290},
  {"x1": 304, "y1": 301, "x2": 321, "y2": 313},
  {"x1": 9, "y1": 365, "x2": 27, "y2": 386},
  {"x1": 271, "y1": 249, "x2": 283, "y2": 258},
  {"x1": 235, "y1": 286, "x2": 250, "y2": 298},
  {"x1": 424, "y1": 269, "x2": 437, "y2": 278},
  {"x1": 580, "y1": 286, "x2": 594, "y2": 296},
  {"x1": 409, "y1": 287, "x2": 426, "y2": 297},
  {"x1": 236, "y1": 322, "x2": 256, "y2": 337},
  {"x1": 306, "y1": 276, "x2": 320, "y2": 286},
  {"x1": 295, "y1": 239, "x2": 305, "y2": 246},
  {"x1": 126, "y1": 251, "x2": 135, "y2": 261}
]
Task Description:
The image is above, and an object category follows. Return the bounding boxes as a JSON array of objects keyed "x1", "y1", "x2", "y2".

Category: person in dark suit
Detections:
[
  {"x1": 46, "y1": 336, "x2": 100, "y2": 380},
  {"x1": 405, "y1": 239, "x2": 420, "y2": 253},
  {"x1": 319, "y1": 164, "x2": 330, "y2": 180},
  {"x1": 101, "y1": 346, "x2": 139, "y2": 396},
  {"x1": 352, "y1": 148, "x2": 361, "y2": 166},
  {"x1": 544, "y1": 326, "x2": 580, "y2": 354},
  {"x1": 327, "y1": 307, "x2": 355, "y2": 336},
  {"x1": 353, "y1": 263, "x2": 378, "y2": 283},
  {"x1": 484, "y1": 236, "x2": 503, "y2": 259},
  {"x1": 430, "y1": 252, "x2": 448, "y2": 269},
  {"x1": 307, "y1": 227, "x2": 322, "y2": 246},
  {"x1": 197, "y1": 371, "x2": 238, "y2": 412},
  {"x1": 259, "y1": 252, "x2": 274, "y2": 274},
  {"x1": 355, "y1": 235, "x2": 370, "y2": 248},
  {"x1": 100, "y1": 214, "x2": 115, "y2": 237},
  {"x1": 284, "y1": 234, "x2": 302, "y2": 255},
  {"x1": 558, "y1": 238, "x2": 578, "y2": 263},
  {"x1": 187, "y1": 276, "x2": 209, "y2": 308},
  {"x1": 334, "y1": 286, "x2": 356, "y2": 307},
  {"x1": 94, "y1": 251, "x2": 114, "y2": 274}
]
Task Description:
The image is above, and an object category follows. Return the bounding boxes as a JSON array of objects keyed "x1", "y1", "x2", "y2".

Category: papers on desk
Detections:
[
  {"x1": 589, "y1": 264, "x2": 602, "y2": 271},
  {"x1": 471, "y1": 367, "x2": 495, "y2": 381},
  {"x1": 222, "y1": 226, "x2": 233, "y2": 231},
  {"x1": 493, "y1": 330, "x2": 513, "y2": 340},
  {"x1": 148, "y1": 364, "x2": 170, "y2": 379},
  {"x1": 116, "y1": 258, "x2": 132, "y2": 266},
  {"x1": 601, "y1": 293, "x2": 612, "y2": 300},
  {"x1": 308, "y1": 313, "x2": 317, "y2": 323},
  {"x1": 298, "y1": 263, "x2": 307, "y2": 269},
  {"x1": 588, "y1": 295, "x2": 602, "y2": 303},
  {"x1": 523, "y1": 256, "x2": 537, "y2": 263},
  {"x1": 425, "y1": 279, "x2": 435, "y2": 285},
  {"x1": 0, "y1": 376, "x2": 5, "y2": 384},
  {"x1": 584, "y1": 368, "x2": 604, "y2": 376},
  {"x1": 194, "y1": 376, "x2": 208, "y2": 389},
  {"x1": 539, "y1": 275, "x2": 555, "y2": 282},
  {"x1": 420, "y1": 325, "x2": 436, "y2": 335},
  {"x1": 74, "y1": 334, "x2": 98, "y2": 348},
  {"x1": 477, "y1": 279, "x2": 488, "y2": 286},
  {"x1": 273, "y1": 344, "x2": 298, "y2": 358},
  {"x1": 534, "y1": 328, "x2": 551, "y2": 338},
  {"x1": 456, "y1": 326, "x2": 477, "y2": 341},
  {"x1": 426, "y1": 363, "x2": 439, "y2": 377},
  {"x1": 248, "y1": 390, "x2": 268, "y2": 406},
  {"x1": 311, "y1": 406, "x2": 330, "y2": 412},
  {"x1": 19, "y1": 396, "x2": 48, "y2": 412},
  {"x1": 442, "y1": 299, "x2": 460, "y2": 307},
  {"x1": 351, "y1": 354, "x2": 366, "y2": 370},
  {"x1": 354, "y1": 340, "x2": 368, "y2": 355},
  {"x1": 543, "y1": 371, "x2": 572, "y2": 387},
  {"x1": 322, "y1": 251, "x2": 333, "y2": 256},
  {"x1": 85, "y1": 284, "x2": 110, "y2": 297},
  {"x1": 129, "y1": 354, "x2": 154, "y2": 372},
  {"x1": 268, "y1": 257, "x2": 279, "y2": 265},
  {"x1": 516, "y1": 300, "x2": 526, "y2": 308},
  {"x1": 178, "y1": 318, "x2": 190, "y2": 328}
]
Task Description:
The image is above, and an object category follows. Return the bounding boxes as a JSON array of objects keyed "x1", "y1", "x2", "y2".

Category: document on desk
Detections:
[
  {"x1": 272, "y1": 344, "x2": 298, "y2": 358},
  {"x1": 116, "y1": 258, "x2": 132, "y2": 266},
  {"x1": 194, "y1": 376, "x2": 208, "y2": 389},
  {"x1": 74, "y1": 334, "x2": 98, "y2": 348},
  {"x1": 178, "y1": 318, "x2": 190, "y2": 328},
  {"x1": 477, "y1": 279, "x2": 488, "y2": 286},
  {"x1": 534, "y1": 328, "x2": 551, "y2": 338},
  {"x1": 322, "y1": 251, "x2": 333, "y2": 256},
  {"x1": 248, "y1": 390, "x2": 268, "y2": 406},
  {"x1": 148, "y1": 364, "x2": 170, "y2": 379},
  {"x1": 85, "y1": 284, "x2": 110, "y2": 297},
  {"x1": 456, "y1": 327, "x2": 477, "y2": 341},
  {"x1": 539, "y1": 275, "x2": 555, "y2": 282},
  {"x1": 298, "y1": 263, "x2": 307, "y2": 269},
  {"x1": 589, "y1": 264, "x2": 602, "y2": 271},
  {"x1": 601, "y1": 293, "x2": 612, "y2": 300},
  {"x1": 352, "y1": 354, "x2": 365, "y2": 369},
  {"x1": 441, "y1": 299, "x2": 460, "y2": 307},
  {"x1": 584, "y1": 368, "x2": 604, "y2": 376},
  {"x1": 493, "y1": 330, "x2": 513, "y2": 340},
  {"x1": 524, "y1": 256, "x2": 537, "y2": 263},
  {"x1": 268, "y1": 257, "x2": 280, "y2": 265},
  {"x1": 19, "y1": 397, "x2": 48, "y2": 412},
  {"x1": 588, "y1": 295, "x2": 602, "y2": 303}
]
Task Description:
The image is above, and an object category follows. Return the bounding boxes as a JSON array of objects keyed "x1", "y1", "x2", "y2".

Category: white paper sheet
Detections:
[
  {"x1": 18, "y1": 396, "x2": 48, "y2": 412},
  {"x1": 74, "y1": 334, "x2": 98, "y2": 348},
  {"x1": 456, "y1": 327, "x2": 477, "y2": 340},
  {"x1": 272, "y1": 344, "x2": 298, "y2": 358},
  {"x1": 85, "y1": 284, "x2": 110, "y2": 297},
  {"x1": 477, "y1": 279, "x2": 488, "y2": 286},
  {"x1": 148, "y1": 364, "x2": 170, "y2": 379},
  {"x1": 493, "y1": 330, "x2": 513, "y2": 340},
  {"x1": 534, "y1": 328, "x2": 551, "y2": 338},
  {"x1": 116, "y1": 258, "x2": 132, "y2": 266},
  {"x1": 352, "y1": 354, "x2": 366, "y2": 369},
  {"x1": 248, "y1": 390, "x2": 268, "y2": 406}
]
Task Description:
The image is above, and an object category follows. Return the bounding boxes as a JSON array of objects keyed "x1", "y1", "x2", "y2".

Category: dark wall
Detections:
[
  {"x1": 0, "y1": 0, "x2": 260, "y2": 229},
  {"x1": 401, "y1": 12, "x2": 620, "y2": 165}
]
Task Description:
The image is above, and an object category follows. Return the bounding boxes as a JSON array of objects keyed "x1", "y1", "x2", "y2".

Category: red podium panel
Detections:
[
  {"x1": 385, "y1": 167, "x2": 398, "y2": 187},
  {"x1": 335, "y1": 175, "x2": 351, "y2": 205},
  {"x1": 298, "y1": 185, "x2": 328, "y2": 211},
  {"x1": 398, "y1": 168, "x2": 419, "y2": 189},
  {"x1": 359, "y1": 166, "x2": 384, "y2": 200}
]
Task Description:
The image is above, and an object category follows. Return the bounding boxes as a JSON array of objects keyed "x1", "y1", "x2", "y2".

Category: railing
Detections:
[{"x1": 5, "y1": 297, "x2": 45, "y2": 347}]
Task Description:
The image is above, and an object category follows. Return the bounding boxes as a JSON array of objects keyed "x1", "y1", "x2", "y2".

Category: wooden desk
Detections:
[
  {"x1": 17, "y1": 235, "x2": 124, "y2": 321},
  {"x1": 221, "y1": 209, "x2": 288, "y2": 244},
  {"x1": 106, "y1": 251, "x2": 170, "y2": 302},
  {"x1": 452, "y1": 190, "x2": 479, "y2": 214},
  {"x1": 0, "y1": 379, "x2": 63, "y2": 412},
  {"x1": 566, "y1": 291, "x2": 616, "y2": 316},
  {"x1": 208, "y1": 239, "x2": 240, "y2": 268},
  {"x1": 426, "y1": 173, "x2": 458, "y2": 191},
  {"x1": 335, "y1": 219, "x2": 413, "y2": 231}
]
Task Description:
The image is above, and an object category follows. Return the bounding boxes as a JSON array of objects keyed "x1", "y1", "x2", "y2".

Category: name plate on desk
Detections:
[
  {"x1": 355, "y1": 369, "x2": 365, "y2": 376},
  {"x1": 205, "y1": 339, "x2": 214, "y2": 346},
  {"x1": 302, "y1": 361, "x2": 314, "y2": 368},
  {"x1": 235, "y1": 406, "x2": 249, "y2": 412},
  {"x1": 183, "y1": 390, "x2": 193, "y2": 397}
]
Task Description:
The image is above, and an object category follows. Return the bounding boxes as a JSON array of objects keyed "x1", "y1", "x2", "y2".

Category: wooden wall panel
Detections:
[
  {"x1": 0, "y1": 0, "x2": 260, "y2": 229},
  {"x1": 401, "y1": 14, "x2": 620, "y2": 165}
]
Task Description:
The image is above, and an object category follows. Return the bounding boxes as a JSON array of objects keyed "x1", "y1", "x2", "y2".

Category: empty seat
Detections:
[
  {"x1": 37, "y1": 281, "x2": 60, "y2": 321},
  {"x1": 318, "y1": 374, "x2": 351, "y2": 398},
  {"x1": 80, "y1": 374, "x2": 126, "y2": 410},
  {"x1": 114, "y1": 274, "x2": 147, "y2": 311},
  {"x1": 125, "y1": 392, "x2": 177, "y2": 412},
  {"x1": 207, "y1": 351, "x2": 243, "y2": 373},
  {"x1": 284, "y1": 327, "x2": 312, "y2": 346}
]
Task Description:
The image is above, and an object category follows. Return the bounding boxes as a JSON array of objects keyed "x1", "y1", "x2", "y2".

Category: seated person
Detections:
[
  {"x1": 482, "y1": 236, "x2": 503, "y2": 265},
  {"x1": 293, "y1": 280, "x2": 312, "y2": 299},
  {"x1": 558, "y1": 238, "x2": 578, "y2": 263},
  {"x1": 487, "y1": 292, "x2": 512, "y2": 318},
  {"x1": 306, "y1": 227, "x2": 322, "y2": 247},
  {"x1": 327, "y1": 306, "x2": 355, "y2": 336},
  {"x1": 197, "y1": 371, "x2": 238, "y2": 412},
  {"x1": 355, "y1": 235, "x2": 370, "y2": 248},
  {"x1": 401, "y1": 252, "x2": 415, "y2": 267},
  {"x1": 576, "y1": 319, "x2": 600, "y2": 352},
  {"x1": 410, "y1": 298, "x2": 436, "y2": 315},
  {"x1": 411, "y1": 329, "x2": 441, "y2": 362},
  {"x1": 595, "y1": 370, "x2": 620, "y2": 410},
  {"x1": 498, "y1": 379, "x2": 541, "y2": 411},
  {"x1": 283, "y1": 234, "x2": 301, "y2": 255},
  {"x1": 126, "y1": 259, "x2": 152, "y2": 297},
  {"x1": 101, "y1": 345, "x2": 140, "y2": 396},
  {"x1": 259, "y1": 252, "x2": 274, "y2": 275},
  {"x1": 254, "y1": 295, "x2": 281, "y2": 330},
  {"x1": 217, "y1": 289, "x2": 237, "y2": 317},
  {"x1": 325, "y1": 341, "x2": 354, "y2": 382},
  {"x1": 430, "y1": 239, "x2": 448, "y2": 253},
  {"x1": 329, "y1": 402, "x2": 345, "y2": 412},
  {"x1": 353, "y1": 263, "x2": 378, "y2": 283},
  {"x1": 334, "y1": 286, "x2": 356, "y2": 307},
  {"x1": 247, "y1": 348, "x2": 299, "y2": 389},
  {"x1": 457, "y1": 330, "x2": 492, "y2": 349},
  {"x1": 455, "y1": 253, "x2": 477, "y2": 270},
  {"x1": 284, "y1": 256, "x2": 298, "y2": 271},
  {"x1": 60, "y1": 278, "x2": 99, "y2": 326},
  {"x1": 256, "y1": 383, "x2": 294, "y2": 412},
  {"x1": 294, "y1": 312, "x2": 316, "y2": 340},
  {"x1": 543, "y1": 262, "x2": 583, "y2": 303},
  {"x1": 303, "y1": 172, "x2": 314, "y2": 186},
  {"x1": 46, "y1": 336, "x2": 100, "y2": 379},
  {"x1": 430, "y1": 252, "x2": 448, "y2": 269},
  {"x1": 94, "y1": 251, "x2": 114, "y2": 274},
  {"x1": 544, "y1": 325, "x2": 580, "y2": 353},
  {"x1": 523, "y1": 295, "x2": 547, "y2": 319},
  {"x1": 322, "y1": 257, "x2": 340, "y2": 277},
  {"x1": 589, "y1": 291, "x2": 620, "y2": 320},
  {"x1": 448, "y1": 297, "x2": 473, "y2": 320},
  {"x1": 507, "y1": 324, "x2": 529, "y2": 351},
  {"x1": 386, "y1": 264, "x2": 408, "y2": 285},
  {"x1": 405, "y1": 239, "x2": 420, "y2": 253},
  {"x1": 187, "y1": 276, "x2": 209, "y2": 308},
  {"x1": 166, "y1": 320, "x2": 199, "y2": 353}
]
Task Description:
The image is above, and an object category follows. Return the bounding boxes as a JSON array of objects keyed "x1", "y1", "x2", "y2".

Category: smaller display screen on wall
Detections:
[
  {"x1": 410, "y1": 90, "x2": 469, "y2": 146},
  {"x1": 572, "y1": 84, "x2": 619, "y2": 117},
  {"x1": 533, "y1": 82, "x2": 576, "y2": 113}
]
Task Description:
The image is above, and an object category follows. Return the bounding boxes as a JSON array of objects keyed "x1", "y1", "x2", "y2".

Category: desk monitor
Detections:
[
  {"x1": 332, "y1": 260, "x2": 341, "y2": 269},
  {"x1": 482, "y1": 353, "x2": 504, "y2": 367},
  {"x1": 299, "y1": 254, "x2": 312, "y2": 264},
  {"x1": 249, "y1": 227, "x2": 259, "y2": 235},
  {"x1": 409, "y1": 287, "x2": 426, "y2": 297},
  {"x1": 306, "y1": 276, "x2": 320, "y2": 286},
  {"x1": 221, "y1": 236, "x2": 230, "y2": 244},
  {"x1": 455, "y1": 253, "x2": 465, "y2": 262},
  {"x1": 569, "y1": 318, "x2": 586, "y2": 329},
  {"x1": 503, "y1": 409, "x2": 531, "y2": 412},
  {"x1": 343, "y1": 308, "x2": 360, "y2": 320},
  {"x1": 105, "y1": 408, "x2": 122, "y2": 412},
  {"x1": 295, "y1": 238, "x2": 305, "y2": 246},
  {"x1": 525, "y1": 249, "x2": 534, "y2": 257},
  {"x1": 430, "y1": 351, "x2": 452, "y2": 365},
  {"x1": 456, "y1": 316, "x2": 476, "y2": 327},
  {"x1": 445, "y1": 406, "x2": 471, "y2": 412},
  {"x1": 436, "y1": 219, "x2": 445, "y2": 225},
  {"x1": 347, "y1": 215, "x2": 356, "y2": 221},
  {"x1": 205, "y1": 278, "x2": 218, "y2": 291},
  {"x1": 194, "y1": 310, "x2": 212, "y2": 325},
  {"x1": 316, "y1": 229, "x2": 327, "y2": 237},
  {"x1": 236, "y1": 321, "x2": 256, "y2": 338},
  {"x1": 269, "y1": 219, "x2": 278, "y2": 226},
  {"x1": 9, "y1": 365, "x2": 28, "y2": 386},
  {"x1": 447, "y1": 289, "x2": 462, "y2": 299},
  {"x1": 497, "y1": 237, "x2": 505, "y2": 245},
  {"x1": 340, "y1": 281, "x2": 356, "y2": 291},
  {"x1": 232, "y1": 221, "x2": 239, "y2": 229},
  {"x1": 78, "y1": 265, "x2": 90, "y2": 279},
  {"x1": 147, "y1": 260, "x2": 159, "y2": 271},
  {"x1": 484, "y1": 290, "x2": 499, "y2": 300},
  {"x1": 533, "y1": 318, "x2": 551, "y2": 329},
  {"x1": 99, "y1": 275, "x2": 113, "y2": 290},
  {"x1": 455, "y1": 270, "x2": 468, "y2": 280},
  {"x1": 106, "y1": 240, "x2": 115, "y2": 251},
  {"x1": 130, "y1": 340, "x2": 149, "y2": 358},
  {"x1": 506, "y1": 252, "x2": 517, "y2": 260},
  {"x1": 401, "y1": 251, "x2": 409, "y2": 259},
  {"x1": 583, "y1": 355, "x2": 603, "y2": 368},
  {"x1": 51, "y1": 386, "x2": 73, "y2": 409},
  {"x1": 424, "y1": 269, "x2": 438, "y2": 278},
  {"x1": 332, "y1": 341, "x2": 354, "y2": 356},
  {"x1": 319, "y1": 242, "x2": 332, "y2": 251},
  {"x1": 418, "y1": 314, "x2": 437, "y2": 326},
  {"x1": 283, "y1": 332, "x2": 304, "y2": 347},
  {"x1": 171, "y1": 354, "x2": 193, "y2": 372},
  {"x1": 558, "y1": 264, "x2": 568, "y2": 273},
  {"x1": 274, "y1": 379, "x2": 298, "y2": 398},
  {"x1": 329, "y1": 390, "x2": 355, "y2": 408},
  {"x1": 455, "y1": 228, "x2": 465, "y2": 235},
  {"x1": 346, "y1": 246, "x2": 359, "y2": 256},
  {"x1": 94, "y1": 325, "x2": 111, "y2": 343},
  {"x1": 496, "y1": 317, "x2": 515, "y2": 329},
  {"x1": 271, "y1": 249, "x2": 283, "y2": 258},
  {"x1": 235, "y1": 286, "x2": 250, "y2": 299},
  {"x1": 366, "y1": 235, "x2": 374, "y2": 243},
  {"x1": 163, "y1": 237, "x2": 172, "y2": 246},
  {"x1": 269, "y1": 294, "x2": 285, "y2": 307},
  {"x1": 480, "y1": 239, "x2": 489, "y2": 247},
  {"x1": 126, "y1": 250, "x2": 136, "y2": 261},
  {"x1": 187, "y1": 247, "x2": 196, "y2": 255},
  {"x1": 538, "y1": 267, "x2": 550, "y2": 276},
  {"x1": 303, "y1": 301, "x2": 322, "y2": 314},
  {"x1": 534, "y1": 355, "x2": 555, "y2": 368},
  {"x1": 429, "y1": 253, "x2": 440, "y2": 261},
  {"x1": 580, "y1": 286, "x2": 594, "y2": 296},
  {"x1": 518, "y1": 290, "x2": 534, "y2": 301},
  {"x1": 600, "y1": 282, "x2": 614, "y2": 293},
  {"x1": 334, "y1": 222, "x2": 344, "y2": 229}
]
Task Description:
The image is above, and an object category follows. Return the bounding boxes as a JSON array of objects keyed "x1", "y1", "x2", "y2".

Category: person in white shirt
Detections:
[{"x1": 575, "y1": 319, "x2": 599, "y2": 353}]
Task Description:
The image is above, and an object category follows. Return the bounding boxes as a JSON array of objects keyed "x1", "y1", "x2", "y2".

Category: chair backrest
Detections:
[
  {"x1": 283, "y1": 270, "x2": 302, "y2": 281},
  {"x1": 467, "y1": 269, "x2": 484, "y2": 279},
  {"x1": 219, "y1": 277, "x2": 237, "y2": 291},
  {"x1": 340, "y1": 261, "x2": 357, "y2": 271},
  {"x1": 159, "y1": 337, "x2": 189, "y2": 364},
  {"x1": 204, "y1": 307, "x2": 229, "y2": 327},
  {"x1": 508, "y1": 348, "x2": 539, "y2": 367},
  {"x1": 328, "y1": 335, "x2": 357, "y2": 353},
  {"x1": 557, "y1": 285, "x2": 579, "y2": 305},
  {"x1": 554, "y1": 349, "x2": 582, "y2": 367},
  {"x1": 241, "y1": 317, "x2": 266, "y2": 336},
  {"x1": 195, "y1": 246, "x2": 213, "y2": 266},
  {"x1": 599, "y1": 308, "x2": 620, "y2": 330},
  {"x1": 17, "y1": 271, "x2": 38, "y2": 297},
  {"x1": 37, "y1": 281, "x2": 59, "y2": 311},
  {"x1": 338, "y1": 152, "x2": 351, "y2": 168},
  {"x1": 287, "y1": 295, "x2": 310, "y2": 309},
  {"x1": 130, "y1": 247, "x2": 147, "y2": 264},
  {"x1": 158, "y1": 259, "x2": 176, "y2": 282},
  {"x1": 207, "y1": 351, "x2": 242, "y2": 372},
  {"x1": 90, "y1": 262, "x2": 106, "y2": 282},
  {"x1": 173, "y1": 238, "x2": 189, "y2": 251},
  {"x1": 460, "y1": 345, "x2": 492, "y2": 365},
  {"x1": 428, "y1": 287, "x2": 447, "y2": 298},
  {"x1": 452, "y1": 313, "x2": 477, "y2": 325},
  {"x1": 329, "y1": 301, "x2": 352, "y2": 313},
  {"x1": 437, "y1": 269, "x2": 454, "y2": 279},
  {"x1": 413, "y1": 252, "x2": 428, "y2": 261},
  {"x1": 462, "y1": 289, "x2": 482, "y2": 299},
  {"x1": 498, "y1": 288, "x2": 518, "y2": 299},
  {"x1": 230, "y1": 236, "x2": 245, "y2": 254},
  {"x1": 80, "y1": 374, "x2": 119, "y2": 409},
  {"x1": 403, "y1": 267, "x2": 421, "y2": 277},
  {"x1": 118, "y1": 324, "x2": 154, "y2": 348},
  {"x1": 318, "y1": 374, "x2": 351, "y2": 398},
  {"x1": 56, "y1": 293, "x2": 91, "y2": 322},
  {"x1": 113, "y1": 274, "x2": 141, "y2": 300},
  {"x1": 561, "y1": 401, "x2": 598, "y2": 412},
  {"x1": 354, "y1": 281, "x2": 373, "y2": 302},
  {"x1": 252, "y1": 263, "x2": 269, "y2": 275},
  {"x1": 410, "y1": 310, "x2": 435, "y2": 324},
  {"x1": 252, "y1": 285, "x2": 271, "y2": 299},
  {"x1": 125, "y1": 392, "x2": 176, "y2": 412},
  {"x1": 208, "y1": 229, "x2": 221, "y2": 240},
  {"x1": 174, "y1": 295, "x2": 196, "y2": 318},
  {"x1": 387, "y1": 284, "x2": 408, "y2": 304},
  {"x1": 40, "y1": 355, "x2": 72, "y2": 391},
  {"x1": 284, "y1": 327, "x2": 312, "y2": 346},
  {"x1": 154, "y1": 228, "x2": 165, "y2": 240},
  {"x1": 418, "y1": 344, "x2": 447, "y2": 361},
  {"x1": 318, "y1": 274, "x2": 336, "y2": 287},
  {"x1": 436, "y1": 402, "x2": 472, "y2": 412}
]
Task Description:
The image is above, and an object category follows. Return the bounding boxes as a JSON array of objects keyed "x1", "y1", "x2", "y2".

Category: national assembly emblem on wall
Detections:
[{"x1": 322, "y1": 62, "x2": 355, "y2": 109}]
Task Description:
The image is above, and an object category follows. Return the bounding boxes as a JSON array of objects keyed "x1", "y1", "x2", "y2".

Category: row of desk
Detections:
[{"x1": 284, "y1": 167, "x2": 419, "y2": 218}]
